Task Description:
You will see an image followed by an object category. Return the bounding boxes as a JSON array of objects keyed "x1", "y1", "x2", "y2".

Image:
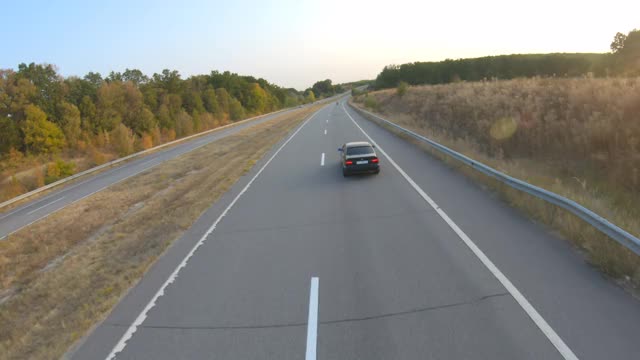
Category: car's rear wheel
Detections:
[
  {"x1": 374, "y1": 169, "x2": 380, "y2": 174},
  {"x1": 343, "y1": 169, "x2": 349, "y2": 177}
]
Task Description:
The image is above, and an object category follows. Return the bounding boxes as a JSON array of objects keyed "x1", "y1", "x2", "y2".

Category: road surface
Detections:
[{"x1": 68, "y1": 99, "x2": 640, "y2": 359}]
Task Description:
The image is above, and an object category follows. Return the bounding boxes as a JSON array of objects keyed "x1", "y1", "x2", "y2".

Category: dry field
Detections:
[
  {"x1": 353, "y1": 78, "x2": 640, "y2": 287},
  {"x1": 0, "y1": 105, "x2": 320, "y2": 360}
]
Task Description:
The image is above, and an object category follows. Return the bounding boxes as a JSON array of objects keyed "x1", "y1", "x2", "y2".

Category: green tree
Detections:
[
  {"x1": 16, "y1": 63, "x2": 66, "y2": 123},
  {"x1": 245, "y1": 83, "x2": 267, "y2": 114},
  {"x1": 229, "y1": 97, "x2": 246, "y2": 121},
  {"x1": 611, "y1": 29, "x2": 640, "y2": 74},
  {"x1": 4, "y1": 76, "x2": 37, "y2": 123},
  {"x1": 152, "y1": 69, "x2": 183, "y2": 93},
  {"x1": 0, "y1": 116, "x2": 21, "y2": 154},
  {"x1": 59, "y1": 102, "x2": 82, "y2": 147},
  {"x1": 215, "y1": 88, "x2": 231, "y2": 116},
  {"x1": 122, "y1": 68, "x2": 149, "y2": 86},
  {"x1": 95, "y1": 82, "x2": 126, "y2": 132},
  {"x1": 84, "y1": 72, "x2": 104, "y2": 92},
  {"x1": 611, "y1": 32, "x2": 627, "y2": 53},
  {"x1": 22, "y1": 105, "x2": 66, "y2": 154},
  {"x1": 312, "y1": 79, "x2": 334, "y2": 98},
  {"x1": 183, "y1": 90, "x2": 206, "y2": 115},
  {"x1": 202, "y1": 88, "x2": 221, "y2": 117},
  {"x1": 78, "y1": 95, "x2": 97, "y2": 132}
]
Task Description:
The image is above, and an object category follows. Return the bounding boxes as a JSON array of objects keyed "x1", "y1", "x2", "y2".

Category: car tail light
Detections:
[
  {"x1": 371, "y1": 158, "x2": 379, "y2": 163},
  {"x1": 345, "y1": 160, "x2": 353, "y2": 165}
]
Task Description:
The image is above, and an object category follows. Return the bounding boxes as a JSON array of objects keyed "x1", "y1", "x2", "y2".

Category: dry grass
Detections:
[
  {"x1": 0, "y1": 105, "x2": 320, "y2": 360},
  {"x1": 351, "y1": 80, "x2": 640, "y2": 287}
]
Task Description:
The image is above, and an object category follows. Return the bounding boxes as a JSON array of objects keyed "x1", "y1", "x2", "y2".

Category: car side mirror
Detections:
[
  {"x1": 338, "y1": 148, "x2": 343, "y2": 152},
  {"x1": 372, "y1": 145, "x2": 376, "y2": 148}
]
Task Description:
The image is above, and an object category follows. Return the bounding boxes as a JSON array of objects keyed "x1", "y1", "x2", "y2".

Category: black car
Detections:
[{"x1": 338, "y1": 141, "x2": 380, "y2": 177}]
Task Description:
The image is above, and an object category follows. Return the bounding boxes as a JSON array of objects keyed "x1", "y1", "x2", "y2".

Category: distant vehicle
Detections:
[{"x1": 338, "y1": 142, "x2": 380, "y2": 177}]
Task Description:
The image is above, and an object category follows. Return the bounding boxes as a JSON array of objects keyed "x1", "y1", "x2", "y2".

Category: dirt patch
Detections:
[{"x1": 0, "y1": 105, "x2": 321, "y2": 360}]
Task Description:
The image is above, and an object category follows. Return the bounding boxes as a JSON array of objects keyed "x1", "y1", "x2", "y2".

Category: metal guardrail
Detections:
[
  {"x1": 0, "y1": 94, "x2": 349, "y2": 211},
  {"x1": 350, "y1": 103, "x2": 640, "y2": 256}
]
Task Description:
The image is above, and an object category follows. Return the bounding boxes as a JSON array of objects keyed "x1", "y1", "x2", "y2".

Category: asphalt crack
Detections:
[{"x1": 104, "y1": 292, "x2": 509, "y2": 331}]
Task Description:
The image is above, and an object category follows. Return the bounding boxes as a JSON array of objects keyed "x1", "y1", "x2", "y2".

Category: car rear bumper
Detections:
[{"x1": 344, "y1": 164, "x2": 379, "y2": 174}]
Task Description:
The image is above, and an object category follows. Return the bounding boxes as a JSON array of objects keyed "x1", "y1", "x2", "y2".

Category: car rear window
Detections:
[{"x1": 346, "y1": 146, "x2": 374, "y2": 156}]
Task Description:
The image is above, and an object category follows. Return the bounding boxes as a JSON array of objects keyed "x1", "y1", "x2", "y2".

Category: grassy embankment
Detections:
[
  {"x1": 352, "y1": 77, "x2": 640, "y2": 287},
  {"x1": 0, "y1": 104, "x2": 321, "y2": 360}
]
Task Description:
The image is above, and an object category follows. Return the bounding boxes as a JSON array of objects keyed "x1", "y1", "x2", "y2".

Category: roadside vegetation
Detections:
[
  {"x1": 349, "y1": 28, "x2": 640, "y2": 286},
  {"x1": 0, "y1": 105, "x2": 321, "y2": 360},
  {"x1": 0, "y1": 65, "x2": 348, "y2": 203},
  {"x1": 352, "y1": 76, "x2": 640, "y2": 287}
]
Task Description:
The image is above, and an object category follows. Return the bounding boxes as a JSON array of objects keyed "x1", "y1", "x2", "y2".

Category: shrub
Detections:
[
  {"x1": 5, "y1": 148, "x2": 24, "y2": 171},
  {"x1": 90, "y1": 146, "x2": 107, "y2": 166},
  {"x1": 111, "y1": 123, "x2": 135, "y2": 156},
  {"x1": 45, "y1": 159, "x2": 76, "y2": 184},
  {"x1": 397, "y1": 81, "x2": 408, "y2": 97},
  {"x1": 141, "y1": 134, "x2": 153, "y2": 150},
  {"x1": 364, "y1": 95, "x2": 378, "y2": 110},
  {"x1": 175, "y1": 111, "x2": 194, "y2": 137},
  {"x1": 151, "y1": 126, "x2": 162, "y2": 145},
  {"x1": 35, "y1": 166, "x2": 45, "y2": 188},
  {"x1": 4, "y1": 175, "x2": 27, "y2": 199}
]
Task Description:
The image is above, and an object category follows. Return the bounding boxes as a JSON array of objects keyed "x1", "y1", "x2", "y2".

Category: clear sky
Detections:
[{"x1": 2, "y1": 0, "x2": 639, "y2": 90}]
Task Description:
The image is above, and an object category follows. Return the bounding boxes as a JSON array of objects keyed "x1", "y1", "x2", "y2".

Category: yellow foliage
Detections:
[{"x1": 141, "y1": 134, "x2": 153, "y2": 150}]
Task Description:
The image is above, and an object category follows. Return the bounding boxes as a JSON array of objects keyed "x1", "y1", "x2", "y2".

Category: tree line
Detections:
[
  {"x1": 374, "y1": 29, "x2": 640, "y2": 89},
  {"x1": 0, "y1": 64, "x2": 338, "y2": 159}
]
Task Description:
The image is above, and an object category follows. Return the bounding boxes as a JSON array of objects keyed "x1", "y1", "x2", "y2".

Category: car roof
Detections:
[{"x1": 345, "y1": 141, "x2": 372, "y2": 148}]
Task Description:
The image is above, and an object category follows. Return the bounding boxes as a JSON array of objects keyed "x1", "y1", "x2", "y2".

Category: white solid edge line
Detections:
[
  {"x1": 321, "y1": 153, "x2": 325, "y2": 166},
  {"x1": 341, "y1": 104, "x2": 579, "y2": 360},
  {"x1": 305, "y1": 277, "x2": 319, "y2": 360},
  {"x1": 26, "y1": 196, "x2": 65, "y2": 215},
  {"x1": 104, "y1": 108, "x2": 322, "y2": 360}
]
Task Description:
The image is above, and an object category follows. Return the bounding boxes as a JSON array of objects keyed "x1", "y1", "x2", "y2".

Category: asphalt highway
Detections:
[{"x1": 68, "y1": 99, "x2": 640, "y2": 359}]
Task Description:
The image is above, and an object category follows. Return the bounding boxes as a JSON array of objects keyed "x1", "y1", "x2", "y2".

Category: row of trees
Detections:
[
  {"x1": 309, "y1": 79, "x2": 345, "y2": 98},
  {"x1": 375, "y1": 29, "x2": 640, "y2": 89},
  {"x1": 0, "y1": 64, "x2": 318, "y2": 158}
]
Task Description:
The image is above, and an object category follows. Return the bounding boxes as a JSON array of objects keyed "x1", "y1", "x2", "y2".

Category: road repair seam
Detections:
[
  {"x1": 342, "y1": 103, "x2": 579, "y2": 360},
  {"x1": 103, "y1": 107, "x2": 323, "y2": 360}
]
